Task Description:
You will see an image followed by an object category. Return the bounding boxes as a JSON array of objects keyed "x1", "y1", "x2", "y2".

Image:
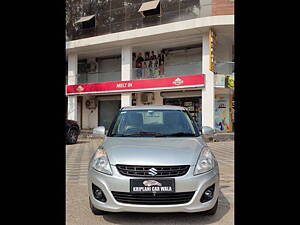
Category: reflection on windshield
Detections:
[{"x1": 109, "y1": 110, "x2": 198, "y2": 137}]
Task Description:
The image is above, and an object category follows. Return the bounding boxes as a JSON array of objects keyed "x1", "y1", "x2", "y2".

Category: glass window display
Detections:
[{"x1": 215, "y1": 94, "x2": 231, "y2": 132}]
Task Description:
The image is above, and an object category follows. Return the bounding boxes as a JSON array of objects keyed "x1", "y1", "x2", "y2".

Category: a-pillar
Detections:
[
  {"x1": 201, "y1": 33, "x2": 215, "y2": 129},
  {"x1": 67, "y1": 53, "x2": 78, "y2": 121},
  {"x1": 121, "y1": 46, "x2": 132, "y2": 108}
]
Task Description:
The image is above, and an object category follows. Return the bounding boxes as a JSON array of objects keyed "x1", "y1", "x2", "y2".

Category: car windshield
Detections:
[{"x1": 108, "y1": 110, "x2": 199, "y2": 137}]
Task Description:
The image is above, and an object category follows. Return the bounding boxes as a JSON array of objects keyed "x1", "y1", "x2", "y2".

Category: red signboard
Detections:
[{"x1": 66, "y1": 74, "x2": 205, "y2": 95}]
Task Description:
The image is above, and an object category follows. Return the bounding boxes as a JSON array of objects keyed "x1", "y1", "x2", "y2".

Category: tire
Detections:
[
  {"x1": 67, "y1": 128, "x2": 78, "y2": 144},
  {"x1": 204, "y1": 199, "x2": 218, "y2": 215},
  {"x1": 89, "y1": 197, "x2": 106, "y2": 215}
]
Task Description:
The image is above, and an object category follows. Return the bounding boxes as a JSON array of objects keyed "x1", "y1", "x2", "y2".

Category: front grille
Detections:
[
  {"x1": 112, "y1": 191, "x2": 195, "y2": 205},
  {"x1": 116, "y1": 165, "x2": 190, "y2": 177}
]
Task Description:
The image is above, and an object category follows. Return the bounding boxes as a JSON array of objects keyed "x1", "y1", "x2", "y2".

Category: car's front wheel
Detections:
[
  {"x1": 89, "y1": 197, "x2": 106, "y2": 215},
  {"x1": 67, "y1": 128, "x2": 78, "y2": 144}
]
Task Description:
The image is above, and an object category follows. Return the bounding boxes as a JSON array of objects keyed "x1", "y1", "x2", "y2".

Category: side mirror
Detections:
[
  {"x1": 202, "y1": 126, "x2": 215, "y2": 136},
  {"x1": 93, "y1": 126, "x2": 106, "y2": 137}
]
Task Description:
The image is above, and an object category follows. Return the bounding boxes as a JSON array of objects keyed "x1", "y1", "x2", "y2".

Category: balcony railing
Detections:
[
  {"x1": 68, "y1": 2, "x2": 213, "y2": 41},
  {"x1": 73, "y1": 61, "x2": 202, "y2": 85},
  {"x1": 72, "y1": 62, "x2": 235, "y2": 87},
  {"x1": 132, "y1": 61, "x2": 202, "y2": 80},
  {"x1": 215, "y1": 62, "x2": 234, "y2": 75}
]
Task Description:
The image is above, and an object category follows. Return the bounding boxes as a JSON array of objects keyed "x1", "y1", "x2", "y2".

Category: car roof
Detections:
[{"x1": 121, "y1": 105, "x2": 186, "y2": 111}]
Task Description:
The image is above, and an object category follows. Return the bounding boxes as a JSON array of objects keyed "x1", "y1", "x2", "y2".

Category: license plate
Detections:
[{"x1": 130, "y1": 178, "x2": 175, "y2": 193}]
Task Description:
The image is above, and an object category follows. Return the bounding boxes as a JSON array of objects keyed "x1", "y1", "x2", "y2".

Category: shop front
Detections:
[
  {"x1": 66, "y1": 74, "x2": 205, "y2": 130},
  {"x1": 164, "y1": 97, "x2": 201, "y2": 128},
  {"x1": 97, "y1": 95, "x2": 121, "y2": 129},
  {"x1": 161, "y1": 90, "x2": 202, "y2": 128},
  {"x1": 160, "y1": 89, "x2": 234, "y2": 132},
  {"x1": 67, "y1": 75, "x2": 234, "y2": 132}
]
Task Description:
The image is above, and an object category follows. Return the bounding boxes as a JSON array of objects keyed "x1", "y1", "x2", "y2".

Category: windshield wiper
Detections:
[
  {"x1": 114, "y1": 132, "x2": 166, "y2": 137},
  {"x1": 167, "y1": 132, "x2": 196, "y2": 137},
  {"x1": 132, "y1": 132, "x2": 166, "y2": 137},
  {"x1": 110, "y1": 134, "x2": 136, "y2": 137}
]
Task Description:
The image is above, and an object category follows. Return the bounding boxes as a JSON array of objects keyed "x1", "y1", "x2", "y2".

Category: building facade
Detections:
[{"x1": 66, "y1": 0, "x2": 234, "y2": 132}]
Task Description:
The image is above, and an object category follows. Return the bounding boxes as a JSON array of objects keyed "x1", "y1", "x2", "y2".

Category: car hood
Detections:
[{"x1": 102, "y1": 137, "x2": 206, "y2": 166}]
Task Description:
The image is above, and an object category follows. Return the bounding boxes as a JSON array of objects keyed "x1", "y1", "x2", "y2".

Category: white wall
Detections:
[
  {"x1": 68, "y1": 96, "x2": 78, "y2": 121},
  {"x1": 201, "y1": 33, "x2": 215, "y2": 128},
  {"x1": 81, "y1": 95, "x2": 98, "y2": 129},
  {"x1": 121, "y1": 93, "x2": 132, "y2": 108},
  {"x1": 153, "y1": 92, "x2": 163, "y2": 105},
  {"x1": 121, "y1": 46, "x2": 133, "y2": 107},
  {"x1": 67, "y1": 53, "x2": 78, "y2": 121}
]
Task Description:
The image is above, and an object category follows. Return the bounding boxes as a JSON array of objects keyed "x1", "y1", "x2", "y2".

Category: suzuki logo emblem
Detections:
[{"x1": 148, "y1": 168, "x2": 158, "y2": 176}]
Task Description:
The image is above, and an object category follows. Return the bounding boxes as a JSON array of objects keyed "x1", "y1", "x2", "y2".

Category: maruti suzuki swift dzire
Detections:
[{"x1": 88, "y1": 105, "x2": 219, "y2": 215}]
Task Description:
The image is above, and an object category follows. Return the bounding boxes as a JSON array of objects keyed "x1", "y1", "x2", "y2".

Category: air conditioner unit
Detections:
[{"x1": 86, "y1": 98, "x2": 97, "y2": 109}]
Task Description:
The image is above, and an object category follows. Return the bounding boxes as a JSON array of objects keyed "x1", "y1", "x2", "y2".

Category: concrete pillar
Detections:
[
  {"x1": 67, "y1": 53, "x2": 78, "y2": 121},
  {"x1": 67, "y1": 53, "x2": 77, "y2": 85},
  {"x1": 81, "y1": 96, "x2": 98, "y2": 129},
  {"x1": 121, "y1": 46, "x2": 132, "y2": 107},
  {"x1": 201, "y1": 33, "x2": 215, "y2": 129},
  {"x1": 121, "y1": 93, "x2": 132, "y2": 108},
  {"x1": 154, "y1": 92, "x2": 163, "y2": 105}
]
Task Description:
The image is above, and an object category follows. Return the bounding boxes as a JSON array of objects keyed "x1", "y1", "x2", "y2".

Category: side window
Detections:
[{"x1": 117, "y1": 113, "x2": 127, "y2": 133}]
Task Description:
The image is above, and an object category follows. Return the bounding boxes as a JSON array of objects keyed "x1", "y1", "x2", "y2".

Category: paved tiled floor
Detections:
[
  {"x1": 66, "y1": 139, "x2": 100, "y2": 185},
  {"x1": 66, "y1": 139, "x2": 234, "y2": 225}
]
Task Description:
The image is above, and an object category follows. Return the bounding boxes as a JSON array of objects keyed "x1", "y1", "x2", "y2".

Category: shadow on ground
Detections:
[{"x1": 102, "y1": 191, "x2": 231, "y2": 225}]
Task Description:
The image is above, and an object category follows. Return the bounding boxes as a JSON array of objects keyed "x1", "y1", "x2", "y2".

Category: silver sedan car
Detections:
[{"x1": 88, "y1": 105, "x2": 219, "y2": 215}]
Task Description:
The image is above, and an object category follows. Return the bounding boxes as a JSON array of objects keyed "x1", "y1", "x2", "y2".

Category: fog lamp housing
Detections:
[
  {"x1": 92, "y1": 183, "x2": 107, "y2": 202},
  {"x1": 200, "y1": 184, "x2": 215, "y2": 203}
]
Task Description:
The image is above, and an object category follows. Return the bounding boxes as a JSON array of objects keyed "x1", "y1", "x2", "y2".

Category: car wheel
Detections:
[
  {"x1": 89, "y1": 197, "x2": 106, "y2": 215},
  {"x1": 67, "y1": 128, "x2": 78, "y2": 144},
  {"x1": 203, "y1": 198, "x2": 218, "y2": 215}
]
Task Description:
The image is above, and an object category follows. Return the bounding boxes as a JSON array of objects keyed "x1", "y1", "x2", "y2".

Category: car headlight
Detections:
[
  {"x1": 91, "y1": 148, "x2": 112, "y2": 175},
  {"x1": 194, "y1": 147, "x2": 215, "y2": 175}
]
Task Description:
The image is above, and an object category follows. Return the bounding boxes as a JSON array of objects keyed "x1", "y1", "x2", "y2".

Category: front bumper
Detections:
[{"x1": 88, "y1": 164, "x2": 219, "y2": 213}]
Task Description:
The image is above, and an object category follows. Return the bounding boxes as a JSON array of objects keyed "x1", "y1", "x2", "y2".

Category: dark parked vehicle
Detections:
[{"x1": 66, "y1": 120, "x2": 80, "y2": 144}]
